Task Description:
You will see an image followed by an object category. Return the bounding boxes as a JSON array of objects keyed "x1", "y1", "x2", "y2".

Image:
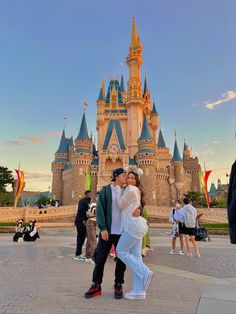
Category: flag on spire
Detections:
[{"x1": 84, "y1": 101, "x2": 88, "y2": 107}]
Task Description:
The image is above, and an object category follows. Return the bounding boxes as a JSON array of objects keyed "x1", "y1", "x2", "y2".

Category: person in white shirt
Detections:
[
  {"x1": 169, "y1": 200, "x2": 185, "y2": 255},
  {"x1": 180, "y1": 197, "x2": 200, "y2": 258},
  {"x1": 115, "y1": 170, "x2": 153, "y2": 300}
]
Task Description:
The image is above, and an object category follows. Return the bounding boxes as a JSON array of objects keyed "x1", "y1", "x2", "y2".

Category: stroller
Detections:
[{"x1": 195, "y1": 219, "x2": 211, "y2": 241}]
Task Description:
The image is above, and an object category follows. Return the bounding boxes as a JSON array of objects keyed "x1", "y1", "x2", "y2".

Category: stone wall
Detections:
[{"x1": 0, "y1": 205, "x2": 228, "y2": 224}]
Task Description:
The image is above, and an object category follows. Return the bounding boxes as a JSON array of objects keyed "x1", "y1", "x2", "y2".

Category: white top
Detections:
[
  {"x1": 115, "y1": 185, "x2": 148, "y2": 239},
  {"x1": 110, "y1": 184, "x2": 123, "y2": 235},
  {"x1": 169, "y1": 208, "x2": 183, "y2": 224},
  {"x1": 180, "y1": 204, "x2": 197, "y2": 228}
]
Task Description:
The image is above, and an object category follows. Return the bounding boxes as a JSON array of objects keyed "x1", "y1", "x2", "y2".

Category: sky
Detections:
[{"x1": 0, "y1": 0, "x2": 235, "y2": 192}]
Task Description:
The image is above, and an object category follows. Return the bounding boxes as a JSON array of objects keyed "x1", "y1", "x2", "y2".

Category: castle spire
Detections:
[
  {"x1": 173, "y1": 137, "x2": 182, "y2": 161},
  {"x1": 143, "y1": 76, "x2": 148, "y2": 96},
  {"x1": 157, "y1": 129, "x2": 166, "y2": 148},
  {"x1": 138, "y1": 114, "x2": 152, "y2": 141},
  {"x1": 151, "y1": 101, "x2": 158, "y2": 114},
  {"x1": 56, "y1": 129, "x2": 68, "y2": 154},
  {"x1": 75, "y1": 112, "x2": 90, "y2": 141},
  {"x1": 120, "y1": 74, "x2": 125, "y2": 92},
  {"x1": 130, "y1": 15, "x2": 137, "y2": 50}
]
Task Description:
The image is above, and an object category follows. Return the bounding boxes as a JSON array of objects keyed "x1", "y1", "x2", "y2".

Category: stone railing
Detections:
[
  {"x1": 0, "y1": 205, "x2": 228, "y2": 224},
  {"x1": 147, "y1": 206, "x2": 228, "y2": 223},
  {"x1": 0, "y1": 205, "x2": 77, "y2": 223}
]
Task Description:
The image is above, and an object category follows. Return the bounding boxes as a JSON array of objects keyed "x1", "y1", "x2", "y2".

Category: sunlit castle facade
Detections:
[{"x1": 51, "y1": 18, "x2": 201, "y2": 206}]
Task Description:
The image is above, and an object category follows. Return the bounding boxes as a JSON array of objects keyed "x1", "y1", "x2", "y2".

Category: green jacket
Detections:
[{"x1": 96, "y1": 184, "x2": 112, "y2": 233}]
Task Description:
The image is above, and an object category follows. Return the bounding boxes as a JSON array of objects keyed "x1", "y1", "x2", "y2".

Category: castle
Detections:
[{"x1": 51, "y1": 18, "x2": 201, "y2": 206}]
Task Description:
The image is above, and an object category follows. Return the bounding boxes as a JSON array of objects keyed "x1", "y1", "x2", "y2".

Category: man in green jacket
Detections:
[{"x1": 84, "y1": 167, "x2": 140, "y2": 299}]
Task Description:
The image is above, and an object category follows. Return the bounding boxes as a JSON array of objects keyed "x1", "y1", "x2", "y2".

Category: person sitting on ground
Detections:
[
  {"x1": 13, "y1": 219, "x2": 25, "y2": 242},
  {"x1": 23, "y1": 220, "x2": 40, "y2": 242}
]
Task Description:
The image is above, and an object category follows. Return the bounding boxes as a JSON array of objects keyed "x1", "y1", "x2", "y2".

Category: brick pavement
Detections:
[{"x1": 0, "y1": 228, "x2": 235, "y2": 314}]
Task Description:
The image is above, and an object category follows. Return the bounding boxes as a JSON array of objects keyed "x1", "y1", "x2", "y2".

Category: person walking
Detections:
[
  {"x1": 84, "y1": 168, "x2": 140, "y2": 299},
  {"x1": 74, "y1": 190, "x2": 92, "y2": 261},
  {"x1": 115, "y1": 170, "x2": 153, "y2": 300},
  {"x1": 181, "y1": 197, "x2": 200, "y2": 258},
  {"x1": 169, "y1": 200, "x2": 185, "y2": 255},
  {"x1": 227, "y1": 160, "x2": 236, "y2": 244}
]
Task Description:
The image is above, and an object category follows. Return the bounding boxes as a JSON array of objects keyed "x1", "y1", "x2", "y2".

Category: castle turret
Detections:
[
  {"x1": 51, "y1": 129, "x2": 68, "y2": 202},
  {"x1": 72, "y1": 112, "x2": 93, "y2": 204},
  {"x1": 172, "y1": 136, "x2": 184, "y2": 199},
  {"x1": 150, "y1": 101, "x2": 159, "y2": 145},
  {"x1": 120, "y1": 74, "x2": 126, "y2": 100},
  {"x1": 126, "y1": 17, "x2": 145, "y2": 157},
  {"x1": 143, "y1": 77, "x2": 151, "y2": 115},
  {"x1": 136, "y1": 114, "x2": 157, "y2": 206},
  {"x1": 97, "y1": 79, "x2": 106, "y2": 128},
  {"x1": 156, "y1": 129, "x2": 172, "y2": 171},
  {"x1": 183, "y1": 141, "x2": 191, "y2": 159}
]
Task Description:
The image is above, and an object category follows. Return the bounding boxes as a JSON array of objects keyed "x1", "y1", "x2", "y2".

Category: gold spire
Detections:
[{"x1": 130, "y1": 15, "x2": 137, "y2": 50}]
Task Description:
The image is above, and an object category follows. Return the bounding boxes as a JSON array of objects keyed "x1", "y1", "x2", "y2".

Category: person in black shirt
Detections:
[
  {"x1": 227, "y1": 160, "x2": 236, "y2": 244},
  {"x1": 74, "y1": 190, "x2": 92, "y2": 260}
]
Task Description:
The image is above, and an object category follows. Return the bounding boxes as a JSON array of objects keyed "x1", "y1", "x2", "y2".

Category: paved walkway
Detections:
[{"x1": 0, "y1": 228, "x2": 236, "y2": 314}]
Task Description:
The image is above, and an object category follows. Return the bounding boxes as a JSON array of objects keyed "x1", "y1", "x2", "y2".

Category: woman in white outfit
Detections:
[{"x1": 115, "y1": 170, "x2": 153, "y2": 300}]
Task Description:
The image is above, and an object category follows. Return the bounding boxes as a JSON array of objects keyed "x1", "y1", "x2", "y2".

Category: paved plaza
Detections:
[{"x1": 0, "y1": 228, "x2": 236, "y2": 314}]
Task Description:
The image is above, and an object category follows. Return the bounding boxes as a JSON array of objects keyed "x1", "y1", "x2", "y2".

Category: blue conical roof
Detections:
[
  {"x1": 56, "y1": 129, "x2": 68, "y2": 154},
  {"x1": 138, "y1": 114, "x2": 152, "y2": 141},
  {"x1": 75, "y1": 113, "x2": 90, "y2": 141},
  {"x1": 217, "y1": 179, "x2": 223, "y2": 191},
  {"x1": 120, "y1": 74, "x2": 125, "y2": 92},
  {"x1": 157, "y1": 129, "x2": 166, "y2": 148},
  {"x1": 151, "y1": 101, "x2": 157, "y2": 114},
  {"x1": 173, "y1": 140, "x2": 182, "y2": 161},
  {"x1": 97, "y1": 87, "x2": 105, "y2": 101},
  {"x1": 209, "y1": 183, "x2": 217, "y2": 196},
  {"x1": 66, "y1": 136, "x2": 74, "y2": 150},
  {"x1": 143, "y1": 77, "x2": 148, "y2": 96}
]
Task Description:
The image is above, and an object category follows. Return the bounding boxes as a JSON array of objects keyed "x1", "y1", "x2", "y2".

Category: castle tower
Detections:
[
  {"x1": 51, "y1": 129, "x2": 68, "y2": 202},
  {"x1": 136, "y1": 114, "x2": 157, "y2": 206},
  {"x1": 120, "y1": 74, "x2": 126, "y2": 100},
  {"x1": 172, "y1": 136, "x2": 184, "y2": 199},
  {"x1": 143, "y1": 77, "x2": 151, "y2": 115},
  {"x1": 71, "y1": 112, "x2": 93, "y2": 204},
  {"x1": 126, "y1": 17, "x2": 145, "y2": 157},
  {"x1": 150, "y1": 101, "x2": 159, "y2": 145}
]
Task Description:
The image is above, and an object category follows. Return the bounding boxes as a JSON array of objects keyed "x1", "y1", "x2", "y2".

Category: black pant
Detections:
[
  {"x1": 92, "y1": 234, "x2": 126, "y2": 285},
  {"x1": 75, "y1": 224, "x2": 86, "y2": 256}
]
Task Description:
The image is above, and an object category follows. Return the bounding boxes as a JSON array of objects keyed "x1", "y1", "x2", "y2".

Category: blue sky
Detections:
[{"x1": 0, "y1": 0, "x2": 235, "y2": 191}]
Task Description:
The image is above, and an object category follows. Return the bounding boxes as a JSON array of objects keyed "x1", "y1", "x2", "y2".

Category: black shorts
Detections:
[
  {"x1": 179, "y1": 222, "x2": 187, "y2": 234},
  {"x1": 185, "y1": 227, "x2": 196, "y2": 236}
]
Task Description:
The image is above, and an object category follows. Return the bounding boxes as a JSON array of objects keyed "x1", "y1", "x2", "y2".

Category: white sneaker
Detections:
[
  {"x1": 124, "y1": 290, "x2": 146, "y2": 300},
  {"x1": 169, "y1": 250, "x2": 175, "y2": 255},
  {"x1": 85, "y1": 258, "x2": 95, "y2": 264},
  {"x1": 144, "y1": 270, "x2": 153, "y2": 291},
  {"x1": 178, "y1": 250, "x2": 184, "y2": 256},
  {"x1": 74, "y1": 255, "x2": 85, "y2": 261}
]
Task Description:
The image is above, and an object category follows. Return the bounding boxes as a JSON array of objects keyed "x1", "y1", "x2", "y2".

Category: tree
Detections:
[
  {"x1": 0, "y1": 166, "x2": 14, "y2": 192},
  {"x1": 0, "y1": 191, "x2": 14, "y2": 206}
]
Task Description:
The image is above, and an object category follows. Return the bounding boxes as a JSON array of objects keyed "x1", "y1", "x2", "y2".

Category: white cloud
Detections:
[
  {"x1": 213, "y1": 140, "x2": 221, "y2": 144},
  {"x1": 205, "y1": 90, "x2": 236, "y2": 110},
  {"x1": 201, "y1": 149, "x2": 215, "y2": 155},
  {"x1": 24, "y1": 171, "x2": 52, "y2": 181}
]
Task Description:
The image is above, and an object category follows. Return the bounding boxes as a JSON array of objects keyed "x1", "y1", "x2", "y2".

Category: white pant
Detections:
[{"x1": 116, "y1": 231, "x2": 150, "y2": 293}]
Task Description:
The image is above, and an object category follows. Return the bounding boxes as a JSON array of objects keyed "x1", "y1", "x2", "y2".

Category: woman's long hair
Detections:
[{"x1": 128, "y1": 171, "x2": 145, "y2": 208}]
